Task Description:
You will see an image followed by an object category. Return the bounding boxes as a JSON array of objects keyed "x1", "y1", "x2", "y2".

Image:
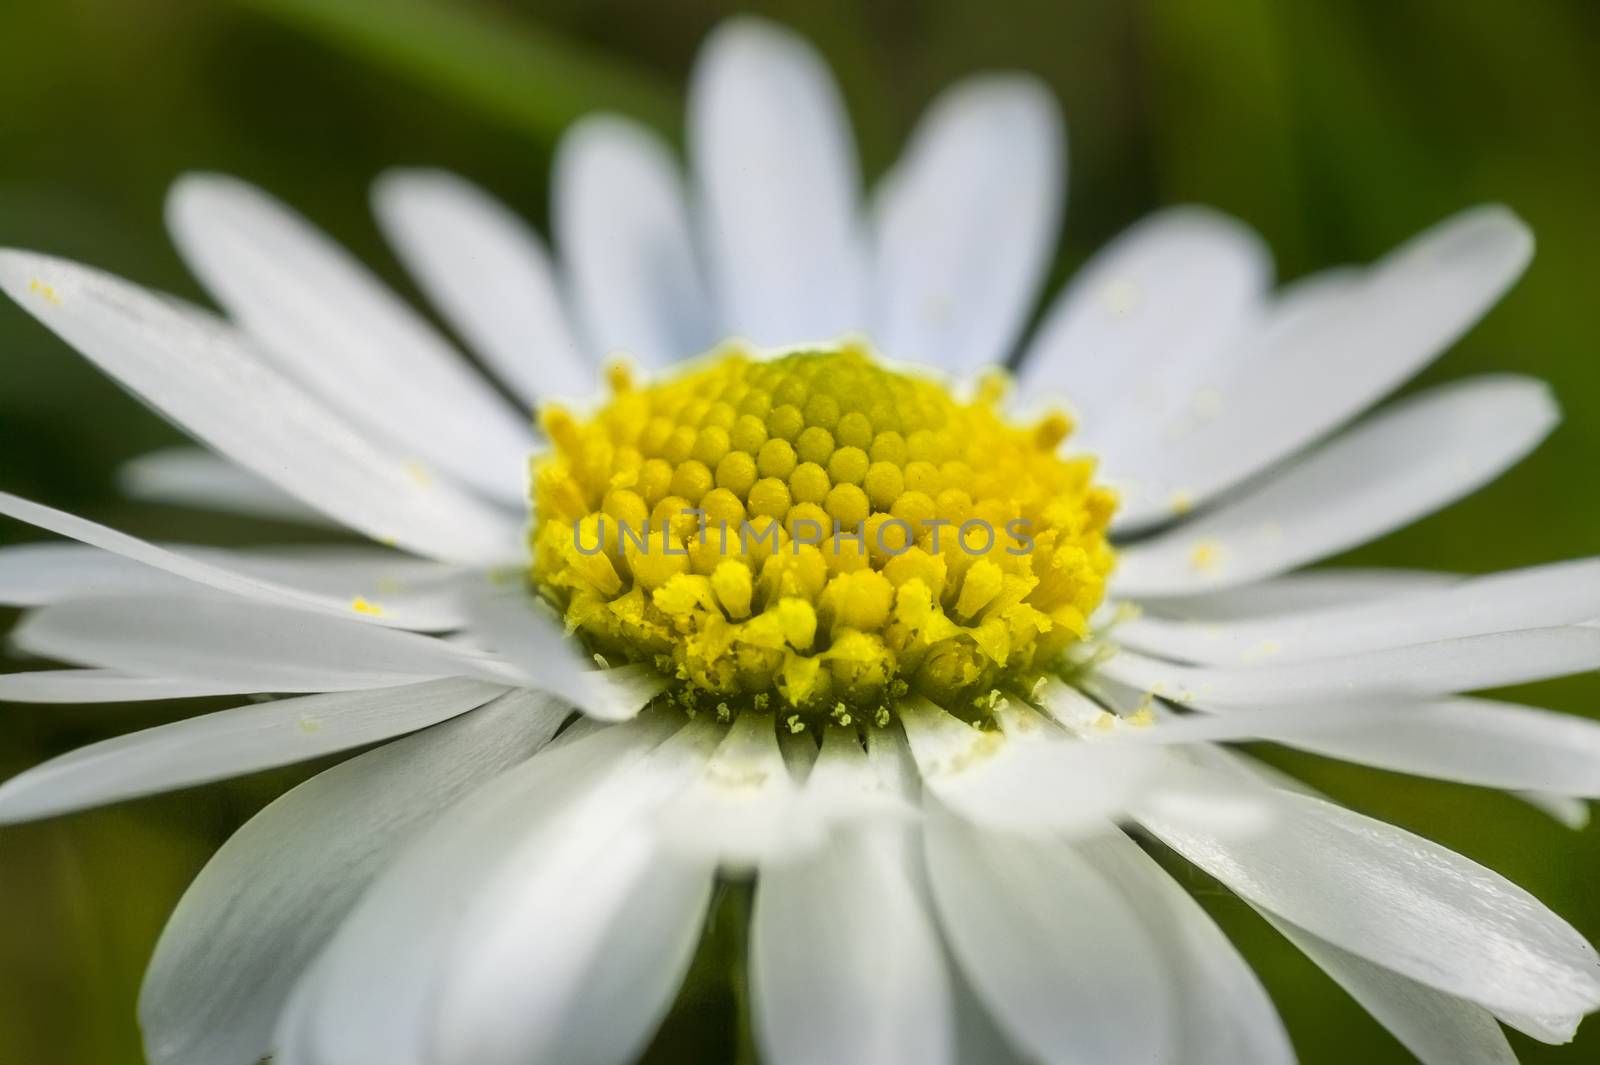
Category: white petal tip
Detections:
[
  {"x1": 166, "y1": 170, "x2": 237, "y2": 212},
  {"x1": 164, "y1": 172, "x2": 267, "y2": 243},
  {"x1": 1427, "y1": 203, "x2": 1535, "y2": 277},
  {"x1": 371, "y1": 166, "x2": 459, "y2": 206},
  {"x1": 705, "y1": 13, "x2": 805, "y2": 54},
  {"x1": 1467, "y1": 373, "x2": 1561, "y2": 432},
  {"x1": 560, "y1": 111, "x2": 648, "y2": 150},
  {"x1": 946, "y1": 70, "x2": 1059, "y2": 116},
  {"x1": 0, "y1": 250, "x2": 84, "y2": 315}
]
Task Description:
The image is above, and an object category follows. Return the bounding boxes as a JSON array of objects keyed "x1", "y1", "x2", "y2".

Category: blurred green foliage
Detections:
[{"x1": 2, "y1": 1, "x2": 1598, "y2": 1062}]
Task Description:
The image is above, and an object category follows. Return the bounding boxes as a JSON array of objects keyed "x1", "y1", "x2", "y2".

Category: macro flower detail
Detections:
[
  {"x1": 531, "y1": 346, "x2": 1114, "y2": 724},
  {"x1": 0, "y1": 14, "x2": 1597, "y2": 1065}
]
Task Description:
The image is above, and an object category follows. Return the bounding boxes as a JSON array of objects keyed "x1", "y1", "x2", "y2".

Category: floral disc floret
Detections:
[{"x1": 530, "y1": 342, "x2": 1116, "y2": 724}]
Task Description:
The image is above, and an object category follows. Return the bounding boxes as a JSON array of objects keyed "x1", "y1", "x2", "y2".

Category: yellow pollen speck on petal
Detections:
[
  {"x1": 28, "y1": 278, "x2": 63, "y2": 306},
  {"x1": 525, "y1": 343, "x2": 1117, "y2": 725},
  {"x1": 403, "y1": 461, "x2": 434, "y2": 489},
  {"x1": 939, "y1": 727, "x2": 1005, "y2": 775},
  {"x1": 1169, "y1": 489, "x2": 1195, "y2": 515},
  {"x1": 297, "y1": 715, "x2": 322, "y2": 735},
  {"x1": 1241, "y1": 638, "x2": 1283, "y2": 664},
  {"x1": 1189, "y1": 539, "x2": 1224, "y2": 573},
  {"x1": 350, "y1": 596, "x2": 384, "y2": 616}
]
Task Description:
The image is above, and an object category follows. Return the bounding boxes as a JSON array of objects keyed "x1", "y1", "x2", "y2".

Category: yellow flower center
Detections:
[{"x1": 529, "y1": 343, "x2": 1116, "y2": 727}]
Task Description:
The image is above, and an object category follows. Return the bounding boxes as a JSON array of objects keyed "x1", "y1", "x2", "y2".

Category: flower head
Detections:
[
  {"x1": 532, "y1": 344, "x2": 1114, "y2": 721},
  {"x1": 0, "y1": 15, "x2": 1598, "y2": 1065}
]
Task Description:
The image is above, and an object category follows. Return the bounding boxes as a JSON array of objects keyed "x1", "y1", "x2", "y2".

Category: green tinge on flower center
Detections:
[{"x1": 529, "y1": 343, "x2": 1117, "y2": 727}]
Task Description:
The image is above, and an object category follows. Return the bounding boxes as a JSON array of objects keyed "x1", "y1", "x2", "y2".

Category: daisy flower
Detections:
[{"x1": 2, "y1": 15, "x2": 1599, "y2": 1065}]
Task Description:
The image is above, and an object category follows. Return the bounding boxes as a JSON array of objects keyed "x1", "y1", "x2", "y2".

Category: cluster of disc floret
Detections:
[{"x1": 530, "y1": 343, "x2": 1116, "y2": 727}]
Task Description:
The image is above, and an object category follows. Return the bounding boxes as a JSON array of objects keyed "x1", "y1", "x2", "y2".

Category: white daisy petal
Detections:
[
  {"x1": 196, "y1": 545, "x2": 469, "y2": 623},
  {"x1": 752, "y1": 812, "x2": 955, "y2": 1065},
  {"x1": 269, "y1": 967, "x2": 322, "y2": 1065},
  {"x1": 554, "y1": 115, "x2": 713, "y2": 369},
  {"x1": 1029, "y1": 675, "x2": 1129, "y2": 732},
  {"x1": 1017, "y1": 206, "x2": 1271, "y2": 445},
  {"x1": 166, "y1": 173, "x2": 537, "y2": 505},
  {"x1": 119, "y1": 447, "x2": 336, "y2": 526},
  {"x1": 138, "y1": 688, "x2": 566, "y2": 1065},
  {"x1": 1119, "y1": 557, "x2": 1600, "y2": 664},
  {"x1": 1213, "y1": 264, "x2": 1364, "y2": 371},
  {"x1": 949, "y1": 964, "x2": 1033, "y2": 1065},
  {"x1": 1089, "y1": 267, "x2": 1359, "y2": 478},
  {"x1": 0, "y1": 669, "x2": 257, "y2": 704},
  {"x1": 1496, "y1": 1002, "x2": 1596, "y2": 1045},
  {"x1": 436, "y1": 827, "x2": 710, "y2": 1065},
  {"x1": 657, "y1": 711, "x2": 826, "y2": 870},
  {"x1": 1110, "y1": 206, "x2": 1534, "y2": 528},
  {"x1": 1277, "y1": 696, "x2": 1600, "y2": 796},
  {"x1": 1118, "y1": 685, "x2": 1594, "y2": 810},
  {"x1": 325, "y1": 719, "x2": 713, "y2": 1065},
  {"x1": 1100, "y1": 627, "x2": 1600, "y2": 709},
  {"x1": 373, "y1": 168, "x2": 590, "y2": 404},
  {"x1": 0, "y1": 542, "x2": 180, "y2": 605},
  {"x1": 0, "y1": 538, "x2": 468, "y2": 633},
  {"x1": 1137, "y1": 770, "x2": 1600, "y2": 1023},
  {"x1": 899, "y1": 696, "x2": 1166, "y2": 837},
  {"x1": 1262, "y1": 912, "x2": 1516, "y2": 1065},
  {"x1": 0, "y1": 491, "x2": 460, "y2": 629},
  {"x1": 1172, "y1": 736, "x2": 1354, "y2": 799},
  {"x1": 1079, "y1": 831, "x2": 1294, "y2": 1065},
  {"x1": 1122, "y1": 756, "x2": 1283, "y2": 841},
  {"x1": 1516, "y1": 791, "x2": 1591, "y2": 830},
  {"x1": 1111, "y1": 700, "x2": 1414, "y2": 747},
  {"x1": 14, "y1": 595, "x2": 511, "y2": 692},
  {"x1": 524, "y1": 842, "x2": 713, "y2": 1065},
  {"x1": 799, "y1": 721, "x2": 918, "y2": 826},
  {"x1": 925, "y1": 810, "x2": 1175, "y2": 1065},
  {"x1": 461, "y1": 585, "x2": 669, "y2": 720},
  {"x1": 1134, "y1": 567, "x2": 1462, "y2": 623},
  {"x1": 1199, "y1": 775, "x2": 1585, "y2": 1040},
  {"x1": 278, "y1": 716, "x2": 690, "y2": 1065},
  {"x1": 690, "y1": 17, "x2": 866, "y2": 344},
  {"x1": 215, "y1": 543, "x2": 464, "y2": 585},
  {"x1": 0, "y1": 677, "x2": 507, "y2": 824},
  {"x1": 0, "y1": 538, "x2": 462, "y2": 623},
  {"x1": 0, "y1": 251, "x2": 521, "y2": 564},
  {"x1": 871, "y1": 75, "x2": 1063, "y2": 374},
  {"x1": 1114, "y1": 375, "x2": 1558, "y2": 597}
]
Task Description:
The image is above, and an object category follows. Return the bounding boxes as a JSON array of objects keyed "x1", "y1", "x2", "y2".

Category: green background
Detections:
[{"x1": 2, "y1": 1, "x2": 1598, "y2": 1061}]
